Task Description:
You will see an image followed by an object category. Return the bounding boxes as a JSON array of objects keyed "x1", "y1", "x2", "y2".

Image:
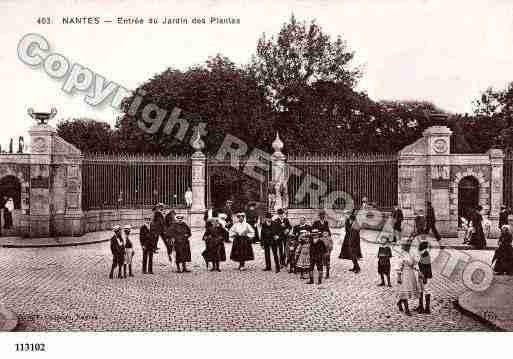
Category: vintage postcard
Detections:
[{"x1": 0, "y1": 0, "x2": 512, "y2": 355}]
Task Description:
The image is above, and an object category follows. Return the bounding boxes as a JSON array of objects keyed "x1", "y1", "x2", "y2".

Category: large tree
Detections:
[
  {"x1": 57, "y1": 118, "x2": 116, "y2": 153},
  {"x1": 117, "y1": 54, "x2": 274, "y2": 155}
]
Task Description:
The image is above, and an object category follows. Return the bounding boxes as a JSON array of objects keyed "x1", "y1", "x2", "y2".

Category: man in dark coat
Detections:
[
  {"x1": 109, "y1": 225, "x2": 125, "y2": 279},
  {"x1": 140, "y1": 223, "x2": 155, "y2": 274},
  {"x1": 261, "y1": 212, "x2": 281, "y2": 272},
  {"x1": 426, "y1": 201, "x2": 441, "y2": 241},
  {"x1": 312, "y1": 209, "x2": 331, "y2": 235},
  {"x1": 150, "y1": 203, "x2": 165, "y2": 252},
  {"x1": 274, "y1": 208, "x2": 292, "y2": 266},
  {"x1": 391, "y1": 204, "x2": 404, "y2": 242},
  {"x1": 168, "y1": 215, "x2": 192, "y2": 273}
]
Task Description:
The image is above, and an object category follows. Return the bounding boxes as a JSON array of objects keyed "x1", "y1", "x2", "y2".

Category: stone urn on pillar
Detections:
[
  {"x1": 189, "y1": 128, "x2": 207, "y2": 228},
  {"x1": 271, "y1": 132, "x2": 287, "y2": 212}
]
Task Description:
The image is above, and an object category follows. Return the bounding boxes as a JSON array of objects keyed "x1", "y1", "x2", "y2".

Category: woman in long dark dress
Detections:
[
  {"x1": 202, "y1": 218, "x2": 226, "y2": 271},
  {"x1": 339, "y1": 211, "x2": 362, "y2": 272},
  {"x1": 339, "y1": 212, "x2": 353, "y2": 260},
  {"x1": 469, "y1": 205, "x2": 486, "y2": 249},
  {"x1": 492, "y1": 225, "x2": 513, "y2": 275}
]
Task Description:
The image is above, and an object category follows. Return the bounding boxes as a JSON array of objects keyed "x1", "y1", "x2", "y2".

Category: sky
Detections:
[{"x1": 1, "y1": 0, "x2": 513, "y2": 149}]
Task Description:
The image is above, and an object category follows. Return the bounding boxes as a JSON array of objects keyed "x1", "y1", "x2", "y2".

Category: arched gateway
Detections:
[{"x1": 398, "y1": 123, "x2": 504, "y2": 238}]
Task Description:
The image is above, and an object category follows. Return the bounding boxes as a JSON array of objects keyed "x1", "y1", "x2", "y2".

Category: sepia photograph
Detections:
[{"x1": 0, "y1": 0, "x2": 512, "y2": 356}]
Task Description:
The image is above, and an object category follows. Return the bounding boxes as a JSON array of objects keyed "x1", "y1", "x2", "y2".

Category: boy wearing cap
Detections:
[
  {"x1": 109, "y1": 226, "x2": 125, "y2": 279},
  {"x1": 309, "y1": 229, "x2": 327, "y2": 284},
  {"x1": 312, "y1": 210, "x2": 331, "y2": 235},
  {"x1": 123, "y1": 225, "x2": 135, "y2": 277}
]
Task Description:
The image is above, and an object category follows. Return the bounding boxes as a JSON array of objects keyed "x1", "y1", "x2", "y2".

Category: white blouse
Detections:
[{"x1": 229, "y1": 222, "x2": 255, "y2": 239}]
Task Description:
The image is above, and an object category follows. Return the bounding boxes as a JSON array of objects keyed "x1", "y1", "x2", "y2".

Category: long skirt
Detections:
[
  {"x1": 339, "y1": 230, "x2": 362, "y2": 260},
  {"x1": 175, "y1": 239, "x2": 191, "y2": 263},
  {"x1": 397, "y1": 267, "x2": 420, "y2": 300},
  {"x1": 296, "y1": 243, "x2": 311, "y2": 269},
  {"x1": 470, "y1": 228, "x2": 486, "y2": 249},
  {"x1": 493, "y1": 245, "x2": 513, "y2": 274},
  {"x1": 204, "y1": 237, "x2": 226, "y2": 262},
  {"x1": 378, "y1": 257, "x2": 391, "y2": 274},
  {"x1": 339, "y1": 231, "x2": 352, "y2": 260},
  {"x1": 230, "y1": 235, "x2": 254, "y2": 262}
]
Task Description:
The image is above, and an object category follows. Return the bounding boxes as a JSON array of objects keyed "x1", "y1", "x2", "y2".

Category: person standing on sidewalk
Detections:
[
  {"x1": 499, "y1": 205, "x2": 511, "y2": 229},
  {"x1": 469, "y1": 205, "x2": 486, "y2": 249},
  {"x1": 425, "y1": 201, "x2": 441, "y2": 241},
  {"x1": 140, "y1": 223, "x2": 155, "y2": 274}
]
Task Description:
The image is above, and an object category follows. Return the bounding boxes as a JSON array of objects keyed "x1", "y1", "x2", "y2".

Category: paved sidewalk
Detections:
[
  {"x1": 0, "y1": 231, "x2": 113, "y2": 248},
  {"x1": 0, "y1": 227, "x2": 498, "y2": 249},
  {"x1": 358, "y1": 229, "x2": 499, "y2": 250},
  {"x1": 0, "y1": 300, "x2": 18, "y2": 331},
  {"x1": 457, "y1": 274, "x2": 513, "y2": 331}
]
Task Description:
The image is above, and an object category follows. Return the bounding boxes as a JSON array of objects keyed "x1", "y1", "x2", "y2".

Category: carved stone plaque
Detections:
[
  {"x1": 32, "y1": 137, "x2": 47, "y2": 153},
  {"x1": 433, "y1": 138, "x2": 448, "y2": 154}
]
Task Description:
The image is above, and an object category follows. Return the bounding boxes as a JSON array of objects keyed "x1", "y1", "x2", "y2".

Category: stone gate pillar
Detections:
[
  {"x1": 27, "y1": 108, "x2": 85, "y2": 237},
  {"x1": 424, "y1": 124, "x2": 452, "y2": 235},
  {"x1": 189, "y1": 128, "x2": 206, "y2": 227},
  {"x1": 271, "y1": 133, "x2": 287, "y2": 211},
  {"x1": 488, "y1": 149, "x2": 504, "y2": 225},
  {"x1": 28, "y1": 116, "x2": 54, "y2": 237}
]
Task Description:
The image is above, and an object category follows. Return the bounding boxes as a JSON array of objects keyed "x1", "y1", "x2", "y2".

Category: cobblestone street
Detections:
[{"x1": 0, "y1": 230, "x2": 493, "y2": 331}]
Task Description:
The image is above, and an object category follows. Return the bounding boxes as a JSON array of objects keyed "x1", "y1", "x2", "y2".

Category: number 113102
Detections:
[{"x1": 15, "y1": 343, "x2": 46, "y2": 352}]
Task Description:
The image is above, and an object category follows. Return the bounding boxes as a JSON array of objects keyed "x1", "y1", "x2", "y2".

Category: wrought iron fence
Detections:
[
  {"x1": 206, "y1": 155, "x2": 271, "y2": 210},
  {"x1": 82, "y1": 153, "x2": 191, "y2": 210},
  {"x1": 286, "y1": 153, "x2": 398, "y2": 209}
]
